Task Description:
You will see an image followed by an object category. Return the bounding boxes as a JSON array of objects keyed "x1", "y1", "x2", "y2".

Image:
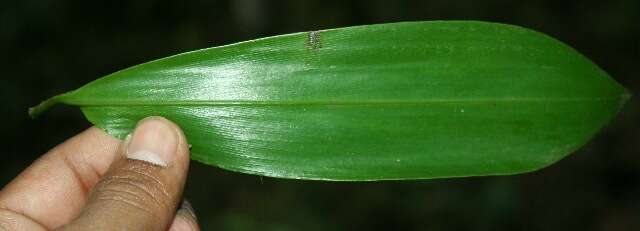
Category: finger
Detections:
[
  {"x1": 61, "y1": 116, "x2": 190, "y2": 231},
  {"x1": 168, "y1": 200, "x2": 199, "y2": 231},
  {"x1": 0, "y1": 209, "x2": 47, "y2": 231},
  {"x1": 0, "y1": 127, "x2": 121, "y2": 229}
]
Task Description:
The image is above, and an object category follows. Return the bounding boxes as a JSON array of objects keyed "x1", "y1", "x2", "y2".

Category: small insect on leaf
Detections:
[{"x1": 30, "y1": 21, "x2": 631, "y2": 181}]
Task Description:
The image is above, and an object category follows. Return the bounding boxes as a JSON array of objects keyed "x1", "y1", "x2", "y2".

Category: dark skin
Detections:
[{"x1": 0, "y1": 117, "x2": 199, "y2": 230}]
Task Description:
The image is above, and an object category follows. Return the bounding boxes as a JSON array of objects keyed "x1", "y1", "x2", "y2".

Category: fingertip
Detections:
[
  {"x1": 169, "y1": 216, "x2": 200, "y2": 231},
  {"x1": 76, "y1": 126, "x2": 121, "y2": 147},
  {"x1": 169, "y1": 200, "x2": 199, "y2": 231},
  {"x1": 126, "y1": 116, "x2": 190, "y2": 169},
  {"x1": 178, "y1": 200, "x2": 197, "y2": 222}
]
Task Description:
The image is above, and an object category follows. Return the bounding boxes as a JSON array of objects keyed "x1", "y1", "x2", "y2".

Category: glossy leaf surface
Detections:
[{"x1": 31, "y1": 21, "x2": 630, "y2": 180}]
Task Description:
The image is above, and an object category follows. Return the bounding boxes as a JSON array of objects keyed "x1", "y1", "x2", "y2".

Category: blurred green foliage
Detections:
[{"x1": 1, "y1": 0, "x2": 638, "y2": 230}]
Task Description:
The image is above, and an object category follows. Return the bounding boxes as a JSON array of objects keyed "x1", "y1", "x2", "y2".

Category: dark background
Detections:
[{"x1": 1, "y1": 0, "x2": 638, "y2": 230}]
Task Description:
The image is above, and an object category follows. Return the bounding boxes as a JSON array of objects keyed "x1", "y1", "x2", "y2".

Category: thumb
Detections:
[{"x1": 62, "y1": 116, "x2": 190, "y2": 230}]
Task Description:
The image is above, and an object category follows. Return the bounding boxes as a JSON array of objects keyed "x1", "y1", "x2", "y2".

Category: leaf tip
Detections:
[{"x1": 28, "y1": 95, "x2": 62, "y2": 119}]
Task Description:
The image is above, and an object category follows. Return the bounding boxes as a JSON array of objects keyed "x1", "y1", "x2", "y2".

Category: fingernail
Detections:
[
  {"x1": 126, "y1": 117, "x2": 179, "y2": 167},
  {"x1": 178, "y1": 199, "x2": 197, "y2": 221}
]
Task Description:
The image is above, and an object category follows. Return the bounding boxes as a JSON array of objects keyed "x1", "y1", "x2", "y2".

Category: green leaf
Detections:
[{"x1": 30, "y1": 21, "x2": 630, "y2": 181}]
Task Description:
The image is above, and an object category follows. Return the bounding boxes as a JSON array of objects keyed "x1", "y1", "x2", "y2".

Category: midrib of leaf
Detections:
[
  {"x1": 29, "y1": 91, "x2": 629, "y2": 118},
  {"x1": 63, "y1": 96, "x2": 626, "y2": 106}
]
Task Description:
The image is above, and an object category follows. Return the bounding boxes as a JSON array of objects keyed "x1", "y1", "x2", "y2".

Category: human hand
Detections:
[{"x1": 0, "y1": 117, "x2": 199, "y2": 230}]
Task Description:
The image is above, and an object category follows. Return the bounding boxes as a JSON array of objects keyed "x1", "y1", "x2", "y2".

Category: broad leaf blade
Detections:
[{"x1": 31, "y1": 21, "x2": 630, "y2": 180}]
